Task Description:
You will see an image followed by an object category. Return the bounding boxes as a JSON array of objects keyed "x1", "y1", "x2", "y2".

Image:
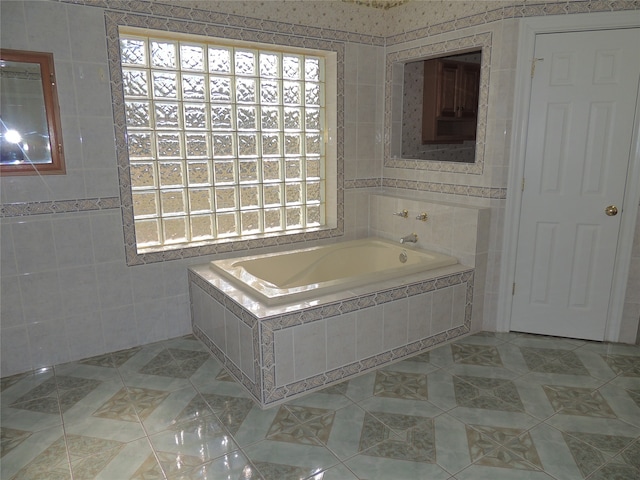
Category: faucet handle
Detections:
[
  {"x1": 393, "y1": 209, "x2": 408, "y2": 218},
  {"x1": 416, "y1": 212, "x2": 428, "y2": 222}
]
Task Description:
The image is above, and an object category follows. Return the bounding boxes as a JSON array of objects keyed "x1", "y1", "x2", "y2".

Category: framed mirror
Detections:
[
  {"x1": 385, "y1": 33, "x2": 491, "y2": 175},
  {"x1": 0, "y1": 49, "x2": 66, "y2": 175}
]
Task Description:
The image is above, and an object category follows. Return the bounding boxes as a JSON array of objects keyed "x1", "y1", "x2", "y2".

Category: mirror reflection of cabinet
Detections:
[{"x1": 422, "y1": 58, "x2": 480, "y2": 144}]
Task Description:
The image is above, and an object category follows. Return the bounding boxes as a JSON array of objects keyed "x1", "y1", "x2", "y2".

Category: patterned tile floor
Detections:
[{"x1": 1, "y1": 332, "x2": 639, "y2": 479}]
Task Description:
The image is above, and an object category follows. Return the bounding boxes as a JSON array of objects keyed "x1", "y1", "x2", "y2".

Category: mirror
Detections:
[
  {"x1": 401, "y1": 51, "x2": 481, "y2": 162},
  {"x1": 385, "y1": 33, "x2": 490, "y2": 174},
  {"x1": 0, "y1": 49, "x2": 65, "y2": 175}
]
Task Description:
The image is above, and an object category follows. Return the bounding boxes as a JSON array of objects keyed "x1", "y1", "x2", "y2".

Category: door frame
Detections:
[{"x1": 497, "y1": 11, "x2": 640, "y2": 342}]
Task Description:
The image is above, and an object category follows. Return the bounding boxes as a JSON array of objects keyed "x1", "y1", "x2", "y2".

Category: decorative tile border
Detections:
[
  {"x1": 382, "y1": 178, "x2": 507, "y2": 199},
  {"x1": 190, "y1": 266, "x2": 473, "y2": 407},
  {"x1": 0, "y1": 197, "x2": 120, "y2": 218},
  {"x1": 63, "y1": 0, "x2": 386, "y2": 46},
  {"x1": 385, "y1": 1, "x2": 640, "y2": 46},
  {"x1": 344, "y1": 178, "x2": 383, "y2": 189}
]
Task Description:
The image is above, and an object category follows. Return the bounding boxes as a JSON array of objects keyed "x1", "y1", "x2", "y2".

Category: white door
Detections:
[{"x1": 511, "y1": 28, "x2": 640, "y2": 341}]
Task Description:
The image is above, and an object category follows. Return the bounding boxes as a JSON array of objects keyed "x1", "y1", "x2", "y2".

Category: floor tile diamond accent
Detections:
[
  {"x1": 253, "y1": 461, "x2": 313, "y2": 480},
  {"x1": 562, "y1": 431, "x2": 636, "y2": 478},
  {"x1": 373, "y1": 370, "x2": 428, "y2": 400},
  {"x1": 359, "y1": 411, "x2": 435, "y2": 463},
  {"x1": 93, "y1": 387, "x2": 169, "y2": 422},
  {"x1": 202, "y1": 393, "x2": 255, "y2": 435},
  {"x1": 67, "y1": 434, "x2": 125, "y2": 478},
  {"x1": 12, "y1": 436, "x2": 71, "y2": 479},
  {"x1": 601, "y1": 354, "x2": 640, "y2": 377},
  {"x1": 451, "y1": 344, "x2": 503, "y2": 367},
  {"x1": 168, "y1": 348, "x2": 211, "y2": 377},
  {"x1": 542, "y1": 385, "x2": 616, "y2": 418},
  {"x1": 1, "y1": 426, "x2": 32, "y2": 458},
  {"x1": 266, "y1": 406, "x2": 334, "y2": 446},
  {"x1": 156, "y1": 450, "x2": 208, "y2": 477},
  {"x1": 138, "y1": 350, "x2": 186, "y2": 378},
  {"x1": 626, "y1": 388, "x2": 640, "y2": 408},
  {"x1": 588, "y1": 462, "x2": 640, "y2": 480},
  {"x1": 520, "y1": 347, "x2": 589, "y2": 375},
  {"x1": 131, "y1": 454, "x2": 165, "y2": 479},
  {"x1": 453, "y1": 375, "x2": 524, "y2": 412},
  {"x1": 465, "y1": 424, "x2": 543, "y2": 471}
]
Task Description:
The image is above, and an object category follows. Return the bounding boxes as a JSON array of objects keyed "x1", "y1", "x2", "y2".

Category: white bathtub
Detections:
[{"x1": 209, "y1": 237, "x2": 458, "y2": 306}]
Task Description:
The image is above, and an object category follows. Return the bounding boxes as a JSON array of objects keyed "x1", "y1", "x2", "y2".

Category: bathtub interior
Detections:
[{"x1": 208, "y1": 237, "x2": 458, "y2": 306}]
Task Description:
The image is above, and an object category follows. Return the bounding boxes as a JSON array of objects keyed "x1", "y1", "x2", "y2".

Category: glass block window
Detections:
[{"x1": 119, "y1": 31, "x2": 326, "y2": 251}]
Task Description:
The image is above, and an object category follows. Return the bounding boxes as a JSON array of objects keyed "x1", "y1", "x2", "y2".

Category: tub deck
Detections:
[{"x1": 189, "y1": 253, "x2": 473, "y2": 408}]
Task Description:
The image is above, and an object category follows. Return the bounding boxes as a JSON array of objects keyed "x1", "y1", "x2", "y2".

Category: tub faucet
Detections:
[{"x1": 400, "y1": 233, "x2": 418, "y2": 244}]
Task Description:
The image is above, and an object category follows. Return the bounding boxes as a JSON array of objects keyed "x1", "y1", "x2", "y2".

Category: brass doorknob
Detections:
[{"x1": 605, "y1": 205, "x2": 618, "y2": 216}]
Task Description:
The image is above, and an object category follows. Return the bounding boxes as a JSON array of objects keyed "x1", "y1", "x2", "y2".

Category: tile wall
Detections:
[{"x1": 2, "y1": 0, "x2": 639, "y2": 377}]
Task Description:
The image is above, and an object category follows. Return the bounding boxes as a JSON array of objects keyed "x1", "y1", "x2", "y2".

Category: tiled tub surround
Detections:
[{"x1": 190, "y1": 259, "x2": 474, "y2": 409}]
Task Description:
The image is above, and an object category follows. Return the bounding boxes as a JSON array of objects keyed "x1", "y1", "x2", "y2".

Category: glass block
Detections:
[
  {"x1": 286, "y1": 206, "x2": 302, "y2": 228},
  {"x1": 180, "y1": 44, "x2": 205, "y2": 71},
  {"x1": 151, "y1": 41, "x2": 177, "y2": 68},
  {"x1": 186, "y1": 134, "x2": 209, "y2": 158},
  {"x1": 283, "y1": 55, "x2": 301, "y2": 80},
  {"x1": 216, "y1": 212, "x2": 237, "y2": 237},
  {"x1": 211, "y1": 106, "x2": 233, "y2": 130},
  {"x1": 190, "y1": 214, "x2": 214, "y2": 240},
  {"x1": 188, "y1": 188, "x2": 213, "y2": 213},
  {"x1": 306, "y1": 181, "x2": 321, "y2": 202},
  {"x1": 187, "y1": 160, "x2": 211, "y2": 185},
  {"x1": 260, "y1": 53, "x2": 279, "y2": 78},
  {"x1": 306, "y1": 204, "x2": 322, "y2": 226},
  {"x1": 128, "y1": 132, "x2": 153, "y2": 159},
  {"x1": 163, "y1": 216, "x2": 188, "y2": 244},
  {"x1": 130, "y1": 162, "x2": 157, "y2": 189},
  {"x1": 213, "y1": 160, "x2": 235, "y2": 184},
  {"x1": 285, "y1": 159, "x2": 301, "y2": 180},
  {"x1": 262, "y1": 158, "x2": 281, "y2": 182},
  {"x1": 157, "y1": 133, "x2": 182, "y2": 158},
  {"x1": 240, "y1": 185, "x2": 259, "y2": 208},
  {"x1": 210, "y1": 76, "x2": 232, "y2": 103},
  {"x1": 209, "y1": 47, "x2": 231, "y2": 73},
  {"x1": 261, "y1": 107, "x2": 279, "y2": 130},
  {"x1": 152, "y1": 71, "x2": 178, "y2": 98},
  {"x1": 305, "y1": 83, "x2": 320, "y2": 106},
  {"x1": 132, "y1": 191, "x2": 158, "y2": 218},
  {"x1": 305, "y1": 58, "x2": 320, "y2": 81},
  {"x1": 236, "y1": 77, "x2": 256, "y2": 103},
  {"x1": 125, "y1": 101, "x2": 151, "y2": 128},
  {"x1": 235, "y1": 50, "x2": 255, "y2": 75},
  {"x1": 263, "y1": 184, "x2": 281, "y2": 206},
  {"x1": 182, "y1": 74, "x2": 206, "y2": 100},
  {"x1": 260, "y1": 80, "x2": 279, "y2": 104},
  {"x1": 212, "y1": 134, "x2": 234, "y2": 157},
  {"x1": 184, "y1": 104, "x2": 207, "y2": 129},
  {"x1": 262, "y1": 134, "x2": 280, "y2": 156},
  {"x1": 241, "y1": 210, "x2": 260, "y2": 234},
  {"x1": 284, "y1": 108, "x2": 301, "y2": 130},
  {"x1": 160, "y1": 189, "x2": 186, "y2": 215},
  {"x1": 305, "y1": 108, "x2": 321, "y2": 131},
  {"x1": 122, "y1": 69, "x2": 148, "y2": 97},
  {"x1": 135, "y1": 218, "x2": 161, "y2": 246},
  {"x1": 285, "y1": 183, "x2": 302, "y2": 204},
  {"x1": 159, "y1": 161, "x2": 185, "y2": 187},
  {"x1": 305, "y1": 134, "x2": 322, "y2": 155},
  {"x1": 237, "y1": 106, "x2": 256, "y2": 130},
  {"x1": 215, "y1": 186, "x2": 236, "y2": 210},
  {"x1": 264, "y1": 208, "x2": 282, "y2": 231},
  {"x1": 155, "y1": 103, "x2": 181, "y2": 129},
  {"x1": 239, "y1": 159, "x2": 258, "y2": 183},
  {"x1": 306, "y1": 158, "x2": 321, "y2": 178},
  {"x1": 120, "y1": 39, "x2": 147, "y2": 66},
  {"x1": 283, "y1": 81, "x2": 301, "y2": 105},
  {"x1": 238, "y1": 134, "x2": 257, "y2": 157},
  {"x1": 284, "y1": 134, "x2": 301, "y2": 156}
]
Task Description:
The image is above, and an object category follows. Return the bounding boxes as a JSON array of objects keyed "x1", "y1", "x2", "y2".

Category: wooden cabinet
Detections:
[{"x1": 422, "y1": 58, "x2": 480, "y2": 144}]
